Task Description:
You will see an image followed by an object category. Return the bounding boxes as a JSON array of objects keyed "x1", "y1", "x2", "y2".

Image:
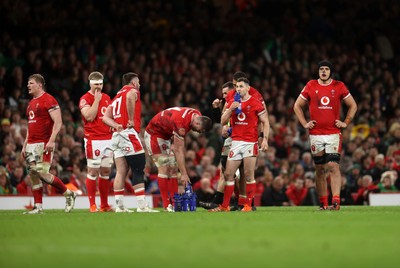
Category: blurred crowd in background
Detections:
[{"x1": 1, "y1": 0, "x2": 400, "y2": 206}]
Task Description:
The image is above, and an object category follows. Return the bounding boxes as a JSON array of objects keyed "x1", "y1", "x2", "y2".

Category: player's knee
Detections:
[
  {"x1": 28, "y1": 165, "x2": 39, "y2": 175},
  {"x1": 243, "y1": 170, "x2": 254, "y2": 181},
  {"x1": 224, "y1": 170, "x2": 235, "y2": 181},
  {"x1": 99, "y1": 167, "x2": 111, "y2": 177},
  {"x1": 313, "y1": 155, "x2": 326, "y2": 165}
]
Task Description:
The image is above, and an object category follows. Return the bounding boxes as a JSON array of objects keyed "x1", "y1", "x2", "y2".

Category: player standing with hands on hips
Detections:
[{"x1": 293, "y1": 60, "x2": 357, "y2": 210}]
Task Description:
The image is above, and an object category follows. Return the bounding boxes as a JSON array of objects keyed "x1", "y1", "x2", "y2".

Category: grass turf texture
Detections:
[{"x1": 1, "y1": 206, "x2": 399, "y2": 268}]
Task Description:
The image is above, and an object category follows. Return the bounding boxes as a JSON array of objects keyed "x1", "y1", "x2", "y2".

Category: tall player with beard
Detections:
[
  {"x1": 293, "y1": 60, "x2": 357, "y2": 210},
  {"x1": 22, "y1": 74, "x2": 76, "y2": 214},
  {"x1": 213, "y1": 77, "x2": 269, "y2": 212},
  {"x1": 80, "y1": 72, "x2": 113, "y2": 212},
  {"x1": 103, "y1": 72, "x2": 158, "y2": 212},
  {"x1": 144, "y1": 107, "x2": 213, "y2": 211}
]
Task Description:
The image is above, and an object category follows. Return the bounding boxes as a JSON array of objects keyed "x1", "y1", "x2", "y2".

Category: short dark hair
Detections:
[
  {"x1": 28, "y1": 74, "x2": 45, "y2": 86},
  {"x1": 233, "y1": 71, "x2": 247, "y2": 81},
  {"x1": 122, "y1": 72, "x2": 138, "y2": 85},
  {"x1": 236, "y1": 77, "x2": 249, "y2": 85},
  {"x1": 222, "y1": 81, "x2": 234, "y2": 89},
  {"x1": 199, "y1": 116, "x2": 213, "y2": 132}
]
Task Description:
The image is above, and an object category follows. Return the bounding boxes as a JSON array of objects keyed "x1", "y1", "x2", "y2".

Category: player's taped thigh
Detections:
[
  {"x1": 313, "y1": 155, "x2": 327, "y2": 165},
  {"x1": 87, "y1": 158, "x2": 101, "y2": 169},
  {"x1": 154, "y1": 155, "x2": 176, "y2": 167},
  {"x1": 100, "y1": 156, "x2": 114, "y2": 169},
  {"x1": 126, "y1": 154, "x2": 146, "y2": 185},
  {"x1": 325, "y1": 153, "x2": 341, "y2": 164}
]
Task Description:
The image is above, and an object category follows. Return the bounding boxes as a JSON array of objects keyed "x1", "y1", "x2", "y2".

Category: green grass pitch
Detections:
[{"x1": 1, "y1": 206, "x2": 399, "y2": 268}]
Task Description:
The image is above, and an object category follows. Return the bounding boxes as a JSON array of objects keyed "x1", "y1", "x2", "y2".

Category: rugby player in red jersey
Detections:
[
  {"x1": 144, "y1": 107, "x2": 212, "y2": 211},
  {"x1": 211, "y1": 72, "x2": 266, "y2": 211},
  {"x1": 213, "y1": 77, "x2": 270, "y2": 212},
  {"x1": 103, "y1": 72, "x2": 158, "y2": 212},
  {"x1": 293, "y1": 60, "x2": 357, "y2": 210},
  {"x1": 22, "y1": 74, "x2": 76, "y2": 214},
  {"x1": 79, "y1": 72, "x2": 113, "y2": 212}
]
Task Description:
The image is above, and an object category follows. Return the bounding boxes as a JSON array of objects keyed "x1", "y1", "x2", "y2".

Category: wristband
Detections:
[{"x1": 344, "y1": 118, "x2": 351, "y2": 125}]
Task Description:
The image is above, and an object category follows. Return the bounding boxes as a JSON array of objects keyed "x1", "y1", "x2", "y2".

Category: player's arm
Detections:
[
  {"x1": 21, "y1": 129, "x2": 29, "y2": 158},
  {"x1": 172, "y1": 135, "x2": 190, "y2": 186},
  {"x1": 258, "y1": 110, "x2": 270, "y2": 152},
  {"x1": 221, "y1": 102, "x2": 239, "y2": 126},
  {"x1": 102, "y1": 106, "x2": 123, "y2": 132},
  {"x1": 80, "y1": 91, "x2": 102, "y2": 122},
  {"x1": 257, "y1": 101, "x2": 267, "y2": 136},
  {"x1": 126, "y1": 90, "x2": 136, "y2": 128},
  {"x1": 47, "y1": 107, "x2": 62, "y2": 151},
  {"x1": 336, "y1": 95, "x2": 357, "y2": 128},
  {"x1": 293, "y1": 96, "x2": 316, "y2": 130}
]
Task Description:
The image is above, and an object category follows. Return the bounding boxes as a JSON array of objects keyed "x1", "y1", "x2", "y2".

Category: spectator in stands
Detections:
[
  {"x1": 196, "y1": 177, "x2": 217, "y2": 210},
  {"x1": 0, "y1": 166, "x2": 17, "y2": 194},
  {"x1": 355, "y1": 175, "x2": 380, "y2": 205},
  {"x1": 369, "y1": 154, "x2": 388, "y2": 184},
  {"x1": 338, "y1": 174, "x2": 355, "y2": 205},
  {"x1": 302, "y1": 172, "x2": 318, "y2": 206},
  {"x1": 261, "y1": 176, "x2": 289, "y2": 206},
  {"x1": 286, "y1": 178, "x2": 307, "y2": 206},
  {"x1": 377, "y1": 171, "x2": 397, "y2": 192}
]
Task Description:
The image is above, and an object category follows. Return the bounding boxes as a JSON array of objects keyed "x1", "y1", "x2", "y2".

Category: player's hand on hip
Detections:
[
  {"x1": 115, "y1": 124, "x2": 124, "y2": 132},
  {"x1": 127, "y1": 120, "x2": 134, "y2": 129},
  {"x1": 335, "y1": 120, "x2": 347, "y2": 129},
  {"x1": 304, "y1": 120, "x2": 316, "y2": 129}
]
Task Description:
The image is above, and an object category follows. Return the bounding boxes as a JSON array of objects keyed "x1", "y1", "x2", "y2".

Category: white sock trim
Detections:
[{"x1": 87, "y1": 174, "x2": 97, "y2": 180}]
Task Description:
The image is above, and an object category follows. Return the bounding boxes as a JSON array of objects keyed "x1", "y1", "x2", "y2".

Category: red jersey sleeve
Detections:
[
  {"x1": 339, "y1": 82, "x2": 351, "y2": 100},
  {"x1": 44, "y1": 94, "x2": 59, "y2": 111},
  {"x1": 299, "y1": 83, "x2": 311, "y2": 101},
  {"x1": 226, "y1": 90, "x2": 235, "y2": 103}
]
